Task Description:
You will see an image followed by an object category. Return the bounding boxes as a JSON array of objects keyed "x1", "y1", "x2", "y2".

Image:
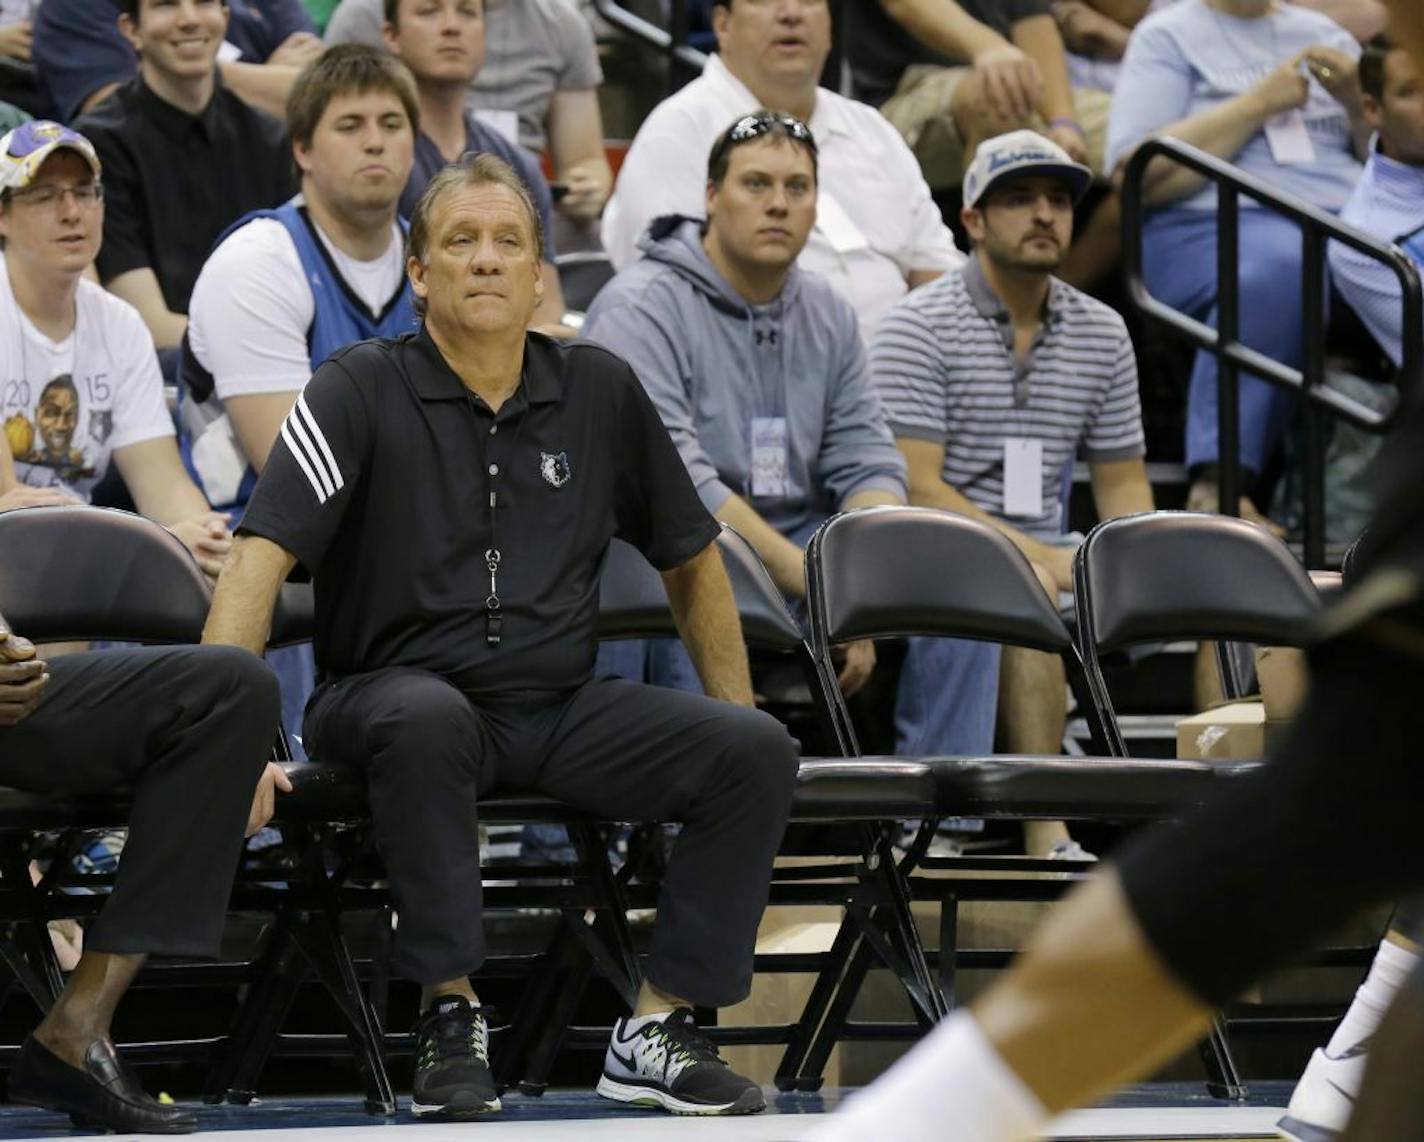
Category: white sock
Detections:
[
  {"x1": 806, "y1": 1011, "x2": 1048, "y2": 1142},
  {"x1": 1326, "y1": 937, "x2": 1420, "y2": 1057},
  {"x1": 620, "y1": 1011, "x2": 672, "y2": 1034}
]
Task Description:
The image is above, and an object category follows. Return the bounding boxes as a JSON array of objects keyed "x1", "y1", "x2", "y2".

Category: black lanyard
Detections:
[{"x1": 468, "y1": 385, "x2": 528, "y2": 649}]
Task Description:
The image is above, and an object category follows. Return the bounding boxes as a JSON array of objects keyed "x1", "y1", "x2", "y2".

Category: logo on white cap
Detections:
[{"x1": 963, "y1": 129, "x2": 1092, "y2": 209}]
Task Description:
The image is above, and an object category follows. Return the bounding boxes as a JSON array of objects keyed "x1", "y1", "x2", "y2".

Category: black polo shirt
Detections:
[
  {"x1": 237, "y1": 327, "x2": 721, "y2": 696},
  {"x1": 74, "y1": 76, "x2": 294, "y2": 313}
]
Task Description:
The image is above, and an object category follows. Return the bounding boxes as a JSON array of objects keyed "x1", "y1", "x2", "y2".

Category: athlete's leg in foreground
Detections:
[
  {"x1": 1278, "y1": 904, "x2": 1424, "y2": 1141},
  {"x1": 810, "y1": 612, "x2": 1424, "y2": 1142}
]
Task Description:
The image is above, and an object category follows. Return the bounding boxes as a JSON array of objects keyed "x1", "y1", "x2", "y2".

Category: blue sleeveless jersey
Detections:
[{"x1": 182, "y1": 202, "x2": 417, "y2": 512}]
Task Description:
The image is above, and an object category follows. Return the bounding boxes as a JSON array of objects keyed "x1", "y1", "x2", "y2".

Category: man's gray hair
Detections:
[{"x1": 406, "y1": 153, "x2": 545, "y2": 315}]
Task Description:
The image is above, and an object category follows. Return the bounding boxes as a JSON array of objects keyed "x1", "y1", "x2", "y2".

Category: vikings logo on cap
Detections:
[{"x1": 0, "y1": 121, "x2": 103, "y2": 194}]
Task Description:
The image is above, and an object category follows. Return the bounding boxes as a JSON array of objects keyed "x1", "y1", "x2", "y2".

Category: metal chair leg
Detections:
[
  {"x1": 205, "y1": 920, "x2": 306, "y2": 1105},
  {"x1": 1200, "y1": 1016, "x2": 1248, "y2": 1101},
  {"x1": 291, "y1": 910, "x2": 397, "y2": 1115}
]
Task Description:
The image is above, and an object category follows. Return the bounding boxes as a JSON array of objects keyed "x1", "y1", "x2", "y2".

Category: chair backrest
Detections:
[
  {"x1": 596, "y1": 528, "x2": 805, "y2": 653},
  {"x1": 1076, "y1": 512, "x2": 1321, "y2": 653},
  {"x1": 806, "y1": 506, "x2": 1073, "y2": 654},
  {"x1": 268, "y1": 582, "x2": 317, "y2": 648},
  {"x1": 0, "y1": 505, "x2": 211, "y2": 643}
]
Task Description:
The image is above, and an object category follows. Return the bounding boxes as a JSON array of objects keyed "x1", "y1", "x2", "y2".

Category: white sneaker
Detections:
[{"x1": 1276, "y1": 1044, "x2": 1368, "y2": 1141}]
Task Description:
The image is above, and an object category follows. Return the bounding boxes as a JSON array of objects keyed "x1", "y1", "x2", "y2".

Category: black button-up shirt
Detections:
[
  {"x1": 75, "y1": 76, "x2": 294, "y2": 313},
  {"x1": 238, "y1": 328, "x2": 721, "y2": 696}
]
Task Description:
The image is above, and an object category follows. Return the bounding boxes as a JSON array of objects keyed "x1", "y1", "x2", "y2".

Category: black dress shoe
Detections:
[{"x1": 8, "y1": 1035, "x2": 197, "y2": 1133}]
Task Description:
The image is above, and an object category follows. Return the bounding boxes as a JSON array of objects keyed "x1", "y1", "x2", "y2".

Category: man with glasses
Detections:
[
  {"x1": 584, "y1": 113, "x2": 936, "y2": 709},
  {"x1": 0, "y1": 121, "x2": 231, "y2": 578}
]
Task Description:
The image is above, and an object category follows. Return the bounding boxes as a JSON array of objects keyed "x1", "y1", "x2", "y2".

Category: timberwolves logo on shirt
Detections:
[{"x1": 540, "y1": 451, "x2": 571, "y2": 488}]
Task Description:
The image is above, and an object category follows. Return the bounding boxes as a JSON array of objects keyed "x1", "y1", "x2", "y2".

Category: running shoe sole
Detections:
[
  {"x1": 411, "y1": 1092, "x2": 502, "y2": 1119},
  {"x1": 1276, "y1": 1114, "x2": 1340, "y2": 1142},
  {"x1": 595, "y1": 1075, "x2": 764, "y2": 1116}
]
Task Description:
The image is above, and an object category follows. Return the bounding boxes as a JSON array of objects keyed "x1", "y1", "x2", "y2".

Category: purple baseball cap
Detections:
[{"x1": 0, "y1": 121, "x2": 102, "y2": 194}]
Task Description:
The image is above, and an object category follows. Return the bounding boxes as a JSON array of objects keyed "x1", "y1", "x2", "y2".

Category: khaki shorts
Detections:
[{"x1": 881, "y1": 63, "x2": 1111, "y2": 192}]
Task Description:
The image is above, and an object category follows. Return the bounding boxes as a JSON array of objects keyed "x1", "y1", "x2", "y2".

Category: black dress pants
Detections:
[
  {"x1": 0, "y1": 646, "x2": 278, "y2": 958},
  {"x1": 304, "y1": 671, "x2": 800, "y2": 1007}
]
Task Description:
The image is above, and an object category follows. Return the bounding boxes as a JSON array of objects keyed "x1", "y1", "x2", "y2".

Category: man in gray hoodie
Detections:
[{"x1": 582, "y1": 110, "x2": 1000, "y2": 754}]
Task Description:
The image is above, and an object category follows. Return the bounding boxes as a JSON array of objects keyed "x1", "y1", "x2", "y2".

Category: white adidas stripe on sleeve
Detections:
[{"x1": 279, "y1": 395, "x2": 345, "y2": 505}]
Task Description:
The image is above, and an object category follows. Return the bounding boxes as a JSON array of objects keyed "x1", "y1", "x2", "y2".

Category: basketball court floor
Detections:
[{"x1": 0, "y1": 1084, "x2": 1294, "y2": 1140}]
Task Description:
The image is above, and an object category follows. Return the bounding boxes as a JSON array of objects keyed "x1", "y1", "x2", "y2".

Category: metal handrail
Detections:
[
  {"x1": 1121, "y1": 137, "x2": 1423, "y2": 568},
  {"x1": 592, "y1": 0, "x2": 708, "y2": 94}
]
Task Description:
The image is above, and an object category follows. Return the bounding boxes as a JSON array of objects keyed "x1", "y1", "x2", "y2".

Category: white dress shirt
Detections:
[{"x1": 601, "y1": 54, "x2": 963, "y2": 343}]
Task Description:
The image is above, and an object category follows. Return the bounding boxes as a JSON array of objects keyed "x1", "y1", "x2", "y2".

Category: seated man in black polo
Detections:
[
  {"x1": 73, "y1": 0, "x2": 295, "y2": 363},
  {"x1": 203, "y1": 151, "x2": 798, "y2": 1120},
  {"x1": 0, "y1": 604, "x2": 280, "y2": 1133}
]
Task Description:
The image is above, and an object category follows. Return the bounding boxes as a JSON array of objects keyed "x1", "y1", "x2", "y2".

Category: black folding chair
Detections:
[
  {"x1": 785, "y1": 506, "x2": 1249, "y2": 1093},
  {"x1": 1074, "y1": 510, "x2": 1325, "y2": 1096},
  {"x1": 1075, "y1": 511, "x2": 1322, "y2": 748}
]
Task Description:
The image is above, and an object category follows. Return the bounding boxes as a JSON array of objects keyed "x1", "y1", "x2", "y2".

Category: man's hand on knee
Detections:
[
  {"x1": 246, "y1": 761, "x2": 294, "y2": 836},
  {"x1": 0, "y1": 622, "x2": 47, "y2": 726}
]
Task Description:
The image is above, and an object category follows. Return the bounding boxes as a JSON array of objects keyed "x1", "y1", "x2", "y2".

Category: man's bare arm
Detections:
[
  {"x1": 226, "y1": 392, "x2": 302, "y2": 473},
  {"x1": 105, "y1": 269, "x2": 188, "y2": 350},
  {"x1": 660, "y1": 541, "x2": 755, "y2": 707},
  {"x1": 202, "y1": 535, "x2": 297, "y2": 657},
  {"x1": 217, "y1": 59, "x2": 302, "y2": 121},
  {"x1": 714, "y1": 494, "x2": 807, "y2": 599},
  {"x1": 1088, "y1": 456, "x2": 1154, "y2": 521}
]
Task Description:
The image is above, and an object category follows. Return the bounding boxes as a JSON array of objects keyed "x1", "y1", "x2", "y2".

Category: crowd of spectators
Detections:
[{"x1": 0, "y1": 0, "x2": 1419, "y2": 842}]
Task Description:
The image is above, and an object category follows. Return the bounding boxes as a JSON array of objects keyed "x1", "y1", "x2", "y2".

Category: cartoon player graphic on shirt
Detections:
[{"x1": 4, "y1": 375, "x2": 94, "y2": 484}]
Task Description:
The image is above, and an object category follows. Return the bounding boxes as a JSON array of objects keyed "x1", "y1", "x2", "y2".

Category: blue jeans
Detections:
[
  {"x1": 270, "y1": 644, "x2": 314, "y2": 761},
  {"x1": 596, "y1": 635, "x2": 999, "y2": 757},
  {"x1": 1144, "y1": 208, "x2": 1306, "y2": 474}
]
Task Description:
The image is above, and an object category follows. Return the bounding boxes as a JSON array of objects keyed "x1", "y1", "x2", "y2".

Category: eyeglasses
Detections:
[
  {"x1": 7, "y1": 183, "x2": 104, "y2": 209},
  {"x1": 708, "y1": 110, "x2": 817, "y2": 175}
]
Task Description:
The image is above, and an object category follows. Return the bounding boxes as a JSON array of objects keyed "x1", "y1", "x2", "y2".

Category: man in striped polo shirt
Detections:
[{"x1": 869, "y1": 130, "x2": 1153, "y2": 856}]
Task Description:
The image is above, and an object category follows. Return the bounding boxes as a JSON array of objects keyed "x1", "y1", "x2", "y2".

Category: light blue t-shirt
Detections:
[
  {"x1": 1107, "y1": 0, "x2": 1362, "y2": 212},
  {"x1": 1331, "y1": 141, "x2": 1424, "y2": 367}
]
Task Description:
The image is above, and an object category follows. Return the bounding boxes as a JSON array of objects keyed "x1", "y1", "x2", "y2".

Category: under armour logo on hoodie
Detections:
[{"x1": 755, "y1": 330, "x2": 778, "y2": 346}]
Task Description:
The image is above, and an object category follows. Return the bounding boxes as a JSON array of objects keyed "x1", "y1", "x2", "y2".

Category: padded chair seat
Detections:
[
  {"x1": 919, "y1": 755, "x2": 1262, "y2": 821},
  {"x1": 789, "y1": 759, "x2": 937, "y2": 821},
  {"x1": 278, "y1": 763, "x2": 610, "y2": 826},
  {"x1": 284, "y1": 760, "x2": 940, "y2": 826}
]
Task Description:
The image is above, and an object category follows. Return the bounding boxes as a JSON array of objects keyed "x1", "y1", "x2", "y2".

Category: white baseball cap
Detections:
[{"x1": 963, "y1": 129, "x2": 1092, "y2": 209}]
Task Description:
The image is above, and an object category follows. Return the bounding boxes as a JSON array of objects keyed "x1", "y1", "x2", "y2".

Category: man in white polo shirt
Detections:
[
  {"x1": 601, "y1": 0, "x2": 962, "y2": 342},
  {"x1": 871, "y1": 131, "x2": 1153, "y2": 856}
]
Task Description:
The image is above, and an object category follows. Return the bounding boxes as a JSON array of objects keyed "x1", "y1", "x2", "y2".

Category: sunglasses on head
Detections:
[{"x1": 709, "y1": 110, "x2": 817, "y2": 173}]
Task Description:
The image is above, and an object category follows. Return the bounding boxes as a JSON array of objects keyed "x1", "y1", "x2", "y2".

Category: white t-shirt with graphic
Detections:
[{"x1": 0, "y1": 254, "x2": 175, "y2": 500}]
